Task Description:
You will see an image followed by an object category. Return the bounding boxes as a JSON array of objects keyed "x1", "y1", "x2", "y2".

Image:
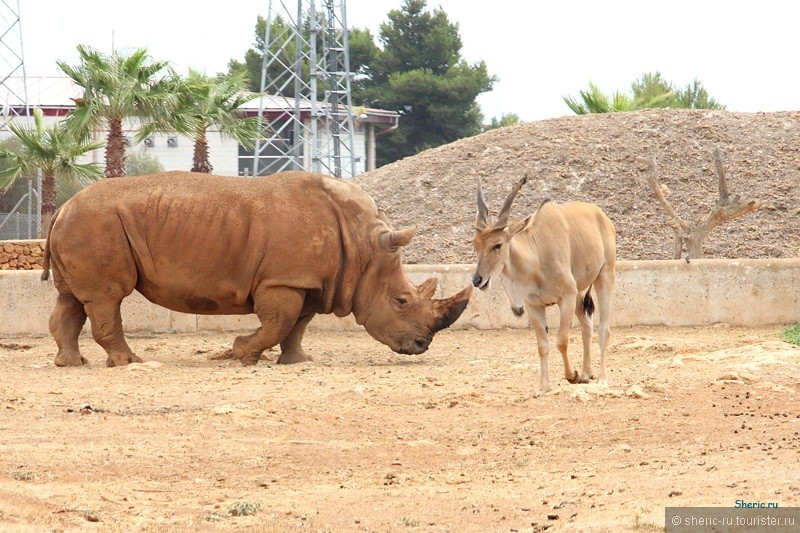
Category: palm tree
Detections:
[
  {"x1": 162, "y1": 70, "x2": 260, "y2": 173},
  {"x1": 563, "y1": 81, "x2": 674, "y2": 115},
  {"x1": 57, "y1": 45, "x2": 177, "y2": 177},
  {"x1": 0, "y1": 108, "x2": 104, "y2": 237},
  {"x1": 564, "y1": 72, "x2": 723, "y2": 115}
]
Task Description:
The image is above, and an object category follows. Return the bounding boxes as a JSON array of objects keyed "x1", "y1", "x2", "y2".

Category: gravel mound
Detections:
[{"x1": 356, "y1": 108, "x2": 800, "y2": 263}]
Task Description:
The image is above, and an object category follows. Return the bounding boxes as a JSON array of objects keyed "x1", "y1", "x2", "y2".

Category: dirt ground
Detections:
[{"x1": 1, "y1": 324, "x2": 799, "y2": 532}]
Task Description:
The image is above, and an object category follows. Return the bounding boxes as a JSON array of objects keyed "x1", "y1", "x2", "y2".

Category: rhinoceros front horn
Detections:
[{"x1": 431, "y1": 284, "x2": 473, "y2": 333}]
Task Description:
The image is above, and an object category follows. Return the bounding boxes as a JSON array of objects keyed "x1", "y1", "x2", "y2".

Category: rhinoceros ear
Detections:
[
  {"x1": 378, "y1": 227, "x2": 416, "y2": 253},
  {"x1": 418, "y1": 277, "x2": 438, "y2": 300},
  {"x1": 377, "y1": 209, "x2": 393, "y2": 229}
]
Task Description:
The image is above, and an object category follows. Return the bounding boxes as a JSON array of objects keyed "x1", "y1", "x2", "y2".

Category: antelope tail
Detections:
[{"x1": 582, "y1": 288, "x2": 595, "y2": 317}]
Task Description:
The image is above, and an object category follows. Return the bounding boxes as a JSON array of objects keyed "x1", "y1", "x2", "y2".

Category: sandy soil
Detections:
[{"x1": 1, "y1": 324, "x2": 799, "y2": 532}]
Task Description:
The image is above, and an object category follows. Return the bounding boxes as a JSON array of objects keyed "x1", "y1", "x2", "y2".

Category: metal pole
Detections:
[
  {"x1": 326, "y1": 0, "x2": 342, "y2": 178},
  {"x1": 254, "y1": 1, "x2": 275, "y2": 177}
]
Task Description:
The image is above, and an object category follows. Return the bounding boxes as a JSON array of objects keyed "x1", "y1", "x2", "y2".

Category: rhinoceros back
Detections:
[{"x1": 47, "y1": 171, "x2": 375, "y2": 316}]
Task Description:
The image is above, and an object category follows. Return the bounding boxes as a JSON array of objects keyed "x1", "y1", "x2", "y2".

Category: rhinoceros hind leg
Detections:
[
  {"x1": 277, "y1": 313, "x2": 315, "y2": 364},
  {"x1": 50, "y1": 293, "x2": 89, "y2": 366},
  {"x1": 233, "y1": 286, "x2": 305, "y2": 365},
  {"x1": 84, "y1": 299, "x2": 141, "y2": 367}
]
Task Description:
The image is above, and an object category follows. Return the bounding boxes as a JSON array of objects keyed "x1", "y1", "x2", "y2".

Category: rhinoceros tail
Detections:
[{"x1": 40, "y1": 207, "x2": 61, "y2": 281}]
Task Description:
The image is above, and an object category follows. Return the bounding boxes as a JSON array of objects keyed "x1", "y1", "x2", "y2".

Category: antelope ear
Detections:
[
  {"x1": 418, "y1": 277, "x2": 438, "y2": 299},
  {"x1": 378, "y1": 227, "x2": 417, "y2": 253},
  {"x1": 509, "y1": 215, "x2": 533, "y2": 236}
]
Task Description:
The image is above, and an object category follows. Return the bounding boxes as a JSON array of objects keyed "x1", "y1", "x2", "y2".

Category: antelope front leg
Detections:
[{"x1": 527, "y1": 305, "x2": 552, "y2": 396}]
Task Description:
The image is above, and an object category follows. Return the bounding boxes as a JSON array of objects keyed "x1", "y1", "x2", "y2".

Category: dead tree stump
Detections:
[{"x1": 641, "y1": 148, "x2": 762, "y2": 260}]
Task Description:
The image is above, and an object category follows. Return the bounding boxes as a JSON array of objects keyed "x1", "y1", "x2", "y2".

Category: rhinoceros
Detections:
[{"x1": 41, "y1": 170, "x2": 472, "y2": 367}]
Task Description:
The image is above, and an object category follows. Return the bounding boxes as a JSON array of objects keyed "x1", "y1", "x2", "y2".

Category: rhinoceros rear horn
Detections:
[
  {"x1": 431, "y1": 284, "x2": 473, "y2": 333},
  {"x1": 379, "y1": 227, "x2": 416, "y2": 253}
]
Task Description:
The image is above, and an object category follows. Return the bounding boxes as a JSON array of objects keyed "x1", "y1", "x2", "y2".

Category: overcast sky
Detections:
[{"x1": 19, "y1": 1, "x2": 800, "y2": 122}]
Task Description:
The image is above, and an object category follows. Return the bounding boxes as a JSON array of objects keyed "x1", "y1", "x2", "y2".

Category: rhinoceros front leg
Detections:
[
  {"x1": 232, "y1": 286, "x2": 305, "y2": 366},
  {"x1": 277, "y1": 313, "x2": 316, "y2": 364},
  {"x1": 50, "y1": 293, "x2": 89, "y2": 366},
  {"x1": 84, "y1": 299, "x2": 143, "y2": 367}
]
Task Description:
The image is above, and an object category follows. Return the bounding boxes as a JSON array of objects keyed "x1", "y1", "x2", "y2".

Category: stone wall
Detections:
[
  {"x1": 3, "y1": 259, "x2": 800, "y2": 336},
  {"x1": 0, "y1": 240, "x2": 45, "y2": 270}
]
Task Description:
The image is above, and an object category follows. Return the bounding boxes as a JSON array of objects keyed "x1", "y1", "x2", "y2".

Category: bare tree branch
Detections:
[
  {"x1": 641, "y1": 157, "x2": 688, "y2": 259},
  {"x1": 642, "y1": 149, "x2": 763, "y2": 260},
  {"x1": 714, "y1": 147, "x2": 729, "y2": 200}
]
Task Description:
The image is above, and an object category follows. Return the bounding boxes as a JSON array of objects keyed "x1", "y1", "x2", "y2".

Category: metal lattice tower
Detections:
[
  {"x1": 254, "y1": 0, "x2": 357, "y2": 179},
  {"x1": 0, "y1": 0, "x2": 29, "y2": 132}
]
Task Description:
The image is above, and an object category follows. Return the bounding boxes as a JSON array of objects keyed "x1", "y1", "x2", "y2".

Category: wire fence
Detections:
[{"x1": 0, "y1": 177, "x2": 41, "y2": 240}]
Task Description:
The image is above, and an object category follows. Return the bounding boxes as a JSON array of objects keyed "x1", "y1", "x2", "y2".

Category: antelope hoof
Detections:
[{"x1": 566, "y1": 369, "x2": 580, "y2": 384}]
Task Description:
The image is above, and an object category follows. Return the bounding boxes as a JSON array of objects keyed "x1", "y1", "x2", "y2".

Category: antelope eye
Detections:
[
  {"x1": 395, "y1": 297, "x2": 408, "y2": 306},
  {"x1": 492, "y1": 243, "x2": 502, "y2": 251}
]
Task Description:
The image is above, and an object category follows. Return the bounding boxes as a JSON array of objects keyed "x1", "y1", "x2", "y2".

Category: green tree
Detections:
[
  {"x1": 230, "y1": 1, "x2": 493, "y2": 167},
  {"x1": 0, "y1": 108, "x2": 104, "y2": 236},
  {"x1": 486, "y1": 113, "x2": 520, "y2": 130},
  {"x1": 357, "y1": 0, "x2": 495, "y2": 165},
  {"x1": 229, "y1": 16, "x2": 298, "y2": 94},
  {"x1": 57, "y1": 45, "x2": 177, "y2": 177},
  {"x1": 125, "y1": 148, "x2": 164, "y2": 176},
  {"x1": 564, "y1": 80, "x2": 670, "y2": 114},
  {"x1": 630, "y1": 71, "x2": 675, "y2": 108},
  {"x1": 152, "y1": 70, "x2": 259, "y2": 173},
  {"x1": 230, "y1": 15, "x2": 377, "y2": 96},
  {"x1": 564, "y1": 72, "x2": 724, "y2": 115},
  {"x1": 674, "y1": 79, "x2": 724, "y2": 109}
]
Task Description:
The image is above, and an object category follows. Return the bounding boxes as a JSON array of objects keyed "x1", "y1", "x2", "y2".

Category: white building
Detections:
[{"x1": 1, "y1": 76, "x2": 399, "y2": 177}]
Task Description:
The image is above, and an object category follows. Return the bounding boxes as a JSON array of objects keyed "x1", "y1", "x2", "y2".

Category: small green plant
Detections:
[
  {"x1": 402, "y1": 517, "x2": 419, "y2": 527},
  {"x1": 229, "y1": 500, "x2": 262, "y2": 517},
  {"x1": 9, "y1": 470, "x2": 36, "y2": 481},
  {"x1": 125, "y1": 148, "x2": 164, "y2": 176},
  {"x1": 781, "y1": 324, "x2": 800, "y2": 346},
  {"x1": 633, "y1": 507, "x2": 661, "y2": 531}
]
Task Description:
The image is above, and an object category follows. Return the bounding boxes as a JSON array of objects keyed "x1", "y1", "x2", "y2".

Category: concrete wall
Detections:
[{"x1": 2, "y1": 259, "x2": 799, "y2": 336}]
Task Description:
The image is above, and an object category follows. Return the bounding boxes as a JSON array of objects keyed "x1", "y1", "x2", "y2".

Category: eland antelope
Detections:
[{"x1": 472, "y1": 175, "x2": 616, "y2": 394}]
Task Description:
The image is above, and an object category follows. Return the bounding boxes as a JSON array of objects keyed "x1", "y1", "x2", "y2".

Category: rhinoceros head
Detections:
[{"x1": 356, "y1": 226, "x2": 473, "y2": 355}]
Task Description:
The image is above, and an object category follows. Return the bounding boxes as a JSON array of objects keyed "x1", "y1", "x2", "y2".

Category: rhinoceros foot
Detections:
[
  {"x1": 210, "y1": 335, "x2": 268, "y2": 366},
  {"x1": 276, "y1": 349, "x2": 314, "y2": 365},
  {"x1": 105, "y1": 353, "x2": 144, "y2": 367},
  {"x1": 54, "y1": 350, "x2": 88, "y2": 367},
  {"x1": 208, "y1": 347, "x2": 262, "y2": 365}
]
